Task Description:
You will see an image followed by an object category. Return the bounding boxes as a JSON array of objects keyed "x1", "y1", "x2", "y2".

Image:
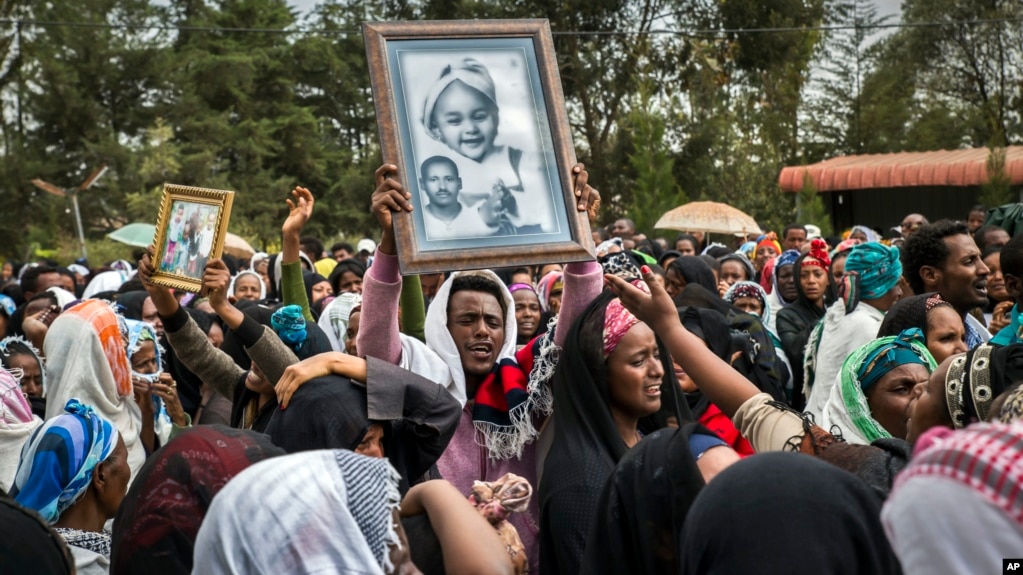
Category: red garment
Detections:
[{"x1": 698, "y1": 403, "x2": 755, "y2": 457}]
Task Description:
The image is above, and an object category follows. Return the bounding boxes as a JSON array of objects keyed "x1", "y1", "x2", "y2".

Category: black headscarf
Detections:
[
  {"x1": 678, "y1": 307, "x2": 732, "y2": 419},
  {"x1": 680, "y1": 452, "x2": 901, "y2": 575},
  {"x1": 657, "y1": 250, "x2": 682, "y2": 269},
  {"x1": 877, "y1": 292, "x2": 949, "y2": 339},
  {"x1": 675, "y1": 284, "x2": 789, "y2": 402},
  {"x1": 115, "y1": 291, "x2": 149, "y2": 321},
  {"x1": 302, "y1": 270, "x2": 329, "y2": 312},
  {"x1": 580, "y1": 426, "x2": 706, "y2": 575},
  {"x1": 540, "y1": 290, "x2": 690, "y2": 575},
  {"x1": 668, "y1": 256, "x2": 717, "y2": 293},
  {"x1": 0, "y1": 494, "x2": 74, "y2": 574},
  {"x1": 264, "y1": 362, "x2": 457, "y2": 495}
]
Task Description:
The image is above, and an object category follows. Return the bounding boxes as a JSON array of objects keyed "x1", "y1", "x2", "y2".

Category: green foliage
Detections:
[
  {"x1": 798, "y1": 176, "x2": 833, "y2": 237},
  {"x1": 1, "y1": 0, "x2": 1020, "y2": 263},
  {"x1": 980, "y1": 145, "x2": 1014, "y2": 208}
]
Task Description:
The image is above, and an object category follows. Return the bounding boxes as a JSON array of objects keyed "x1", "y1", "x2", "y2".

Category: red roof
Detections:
[{"x1": 778, "y1": 147, "x2": 1023, "y2": 192}]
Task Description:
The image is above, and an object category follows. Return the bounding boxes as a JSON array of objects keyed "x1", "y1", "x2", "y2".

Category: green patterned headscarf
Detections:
[{"x1": 835, "y1": 328, "x2": 936, "y2": 443}]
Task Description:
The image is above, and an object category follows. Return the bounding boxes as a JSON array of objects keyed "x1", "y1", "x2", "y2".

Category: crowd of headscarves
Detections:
[{"x1": 4, "y1": 206, "x2": 1023, "y2": 575}]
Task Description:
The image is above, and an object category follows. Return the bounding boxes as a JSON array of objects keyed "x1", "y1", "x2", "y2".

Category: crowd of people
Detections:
[{"x1": 1, "y1": 163, "x2": 1022, "y2": 574}]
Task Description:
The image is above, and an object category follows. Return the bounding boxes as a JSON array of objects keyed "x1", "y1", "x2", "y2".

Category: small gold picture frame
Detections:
[{"x1": 150, "y1": 184, "x2": 235, "y2": 293}]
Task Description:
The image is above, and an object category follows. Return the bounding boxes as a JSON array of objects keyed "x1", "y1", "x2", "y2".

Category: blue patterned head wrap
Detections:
[
  {"x1": 855, "y1": 328, "x2": 931, "y2": 391},
  {"x1": 271, "y1": 305, "x2": 308, "y2": 349},
  {"x1": 845, "y1": 242, "x2": 902, "y2": 299},
  {"x1": 10, "y1": 399, "x2": 119, "y2": 523}
]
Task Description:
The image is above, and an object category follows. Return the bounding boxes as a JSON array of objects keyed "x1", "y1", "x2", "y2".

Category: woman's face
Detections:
[
  {"x1": 345, "y1": 312, "x2": 361, "y2": 356},
  {"x1": 234, "y1": 274, "x2": 262, "y2": 301},
  {"x1": 244, "y1": 361, "x2": 274, "y2": 395},
  {"x1": 1, "y1": 262, "x2": 11, "y2": 280},
  {"x1": 831, "y1": 255, "x2": 848, "y2": 285},
  {"x1": 97, "y1": 436, "x2": 131, "y2": 519},
  {"x1": 606, "y1": 322, "x2": 664, "y2": 421},
  {"x1": 925, "y1": 305, "x2": 967, "y2": 364},
  {"x1": 865, "y1": 363, "x2": 930, "y2": 440},
  {"x1": 775, "y1": 264, "x2": 797, "y2": 302},
  {"x1": 755, "y1": 246, "x2": 778, "y2": 270},
  {"x1": 719, "y1": 260, "x2": 748, "y2": 287},
  {"x1": 905, "y1": 357, "x2": 957, "y2": 444},
  {"x1": 310, "y1": 280, "x2": 333, "y2": 305},
  {"x1": 513, "y1": 290, "x2": 542, "y2": 340},
  {"x1": 799, "y1": 266, "x2": 828, "y2": 304},
  {"x1": 665, "y1": 268, "x2": 687, "y2": 299},
  {"x1": 850, "y1": 230, "x2": 869, "y2": 242},
  {"x1": 547, "y1": 290, "x2": 563, "y2": 315},
  {"x1": 356, "y1": 422, "x2": 385, "y2": 459},
  {"x1": 130, "y1": 340, "x2": 159, "y2": 375},
  {"x1": 983, "y1": 252, "x2": 1009, "y2": 302},
  {"x1": 733, "y1": 296, "x2": 763, "y2": 316},
  {"x1": 9, "y1": 353, "x2": 42, "y2": 397},
  {"x1": 675, "y1": 239, "x2": 696, "y2": 256},
  {"x1": 337, "y1": 271, "x2": 363, "y2": 295},
  {"x1": 208, "y1": 322, "x2": 224, "y2": 349}
]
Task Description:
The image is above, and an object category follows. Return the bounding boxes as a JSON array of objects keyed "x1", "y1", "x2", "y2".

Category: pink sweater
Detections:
[{"x1": 357, "y1": 252, "x2": 602, "y2": 573}]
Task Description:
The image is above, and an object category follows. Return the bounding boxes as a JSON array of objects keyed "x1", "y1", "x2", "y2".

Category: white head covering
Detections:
[
  {"x1": 82, "y1": 270, "x2": 131, "y2": 299},
  {"x1": 193, "y1": 450, "x2": 403, "y2": 575},
  {"x1": 45, "y1": 286, "x2": 77, "y2": 308},
  {"x1": 227, "y1": 270, "x2": 266, "y2": 301},
  {"x1": 43, "y1": 300, "x2": 145, "y2": 481},
  {"x1": 318, "y1": 293, "x2": 362, "y2": 353},
  {"x1": 0, "y1": 368, "x2": 41, "y2": 491},
  {"x1": 424, "y1": 269, "x2": 517, "y2": 407}
]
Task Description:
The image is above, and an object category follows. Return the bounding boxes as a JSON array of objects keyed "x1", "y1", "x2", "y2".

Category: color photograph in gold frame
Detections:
[{"x1": 150, "y1": 184, "x2": 235, "y2": 293}]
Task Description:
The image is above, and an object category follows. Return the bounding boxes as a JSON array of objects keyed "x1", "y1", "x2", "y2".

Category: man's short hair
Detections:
[
  {"x1": 783, "y1": 224, "x2": 807, "y2": 237},
  {"x1": 973, "y1": 225, "x2": 1006, "y2": 251},
  {"x1": 419, "y1": 156, "x2": 459, "y2": 180},
  {"x1": 448, "y1": 274, "x2": 507, "y2": 320},
  {"x1": 20, "y1": 265, "x2": 57, "y2": 295},
  {"x1": 300, "y1": 237, "x2": 324, "y2": 260},
  {"x1": 901, "y1": 220, "x2": 969, "y2": 295},
  {"x1": 330, "y1": 242, "x2": 354, "y2": 255}
]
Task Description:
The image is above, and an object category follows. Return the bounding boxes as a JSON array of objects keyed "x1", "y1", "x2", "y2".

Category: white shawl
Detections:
[{"x1": 44, "y1": 304, "x2": 146, "y2": 482}]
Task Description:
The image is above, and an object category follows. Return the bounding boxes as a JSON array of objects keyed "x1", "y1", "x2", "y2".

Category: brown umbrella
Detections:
[
  {"x1": 223, "y1": 232, "x2": 256, "y2": 259},
  {"x1": 654, "y1": 201, "x2": 762, "y2": 236}
]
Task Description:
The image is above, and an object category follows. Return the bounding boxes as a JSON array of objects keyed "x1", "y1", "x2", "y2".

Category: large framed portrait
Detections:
[
  {"x1": 150, "y1": 184, "x2": 235, "y2": 292},
  {"x1": 364, "y1": 19, "x2": 594, "y2": 274}
]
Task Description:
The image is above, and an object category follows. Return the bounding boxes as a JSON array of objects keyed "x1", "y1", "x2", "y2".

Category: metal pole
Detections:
[{"x1": 70, "y1": 192, "x2": 87, "y2": 259}]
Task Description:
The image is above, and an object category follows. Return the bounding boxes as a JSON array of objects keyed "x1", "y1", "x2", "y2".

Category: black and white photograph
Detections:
[
  {"x1": 364, "y1": 20, "x2": 595, "y2": 274},
  {"x1": 397, "y1": 49, "x2": 558, "y2": 241}
]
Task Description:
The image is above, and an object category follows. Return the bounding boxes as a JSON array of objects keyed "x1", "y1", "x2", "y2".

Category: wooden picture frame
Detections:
[
  {"x1": 150, "y1": 184, "x2": 235, "y2": 293},
  {"x1": 364, "y1": 19, "x2": 594, "y2": 274}
]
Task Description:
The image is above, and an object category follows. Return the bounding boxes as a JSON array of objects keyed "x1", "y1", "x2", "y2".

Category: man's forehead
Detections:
[{"x1": 450, "y1": 289, "x2": 504, "y2": 312}]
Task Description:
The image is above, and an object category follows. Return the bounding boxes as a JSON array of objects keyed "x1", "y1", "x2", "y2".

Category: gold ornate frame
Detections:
[{"x1": 150, "y1": 184, "x2": 235, "y2": 293}]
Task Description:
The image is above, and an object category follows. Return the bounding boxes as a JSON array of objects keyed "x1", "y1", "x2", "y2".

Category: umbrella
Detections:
[
  {"x1": 223, "y1": 233, "x2": 255, "y2": 259},
  {"x1": 654, "y1": 202, "x2": 762, "y2": 236},
  {"x1": 108, "y1": 223, "x2": 255, "y2": 259},
  {"x1": 107, "y1": 223, "x2": 156, "y2": 248}
]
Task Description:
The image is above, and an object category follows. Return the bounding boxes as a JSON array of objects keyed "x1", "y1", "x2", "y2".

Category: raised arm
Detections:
[
  {"x1": 399, "y1": 275, "x2": 427, "y2": 342},
  {"x1": 139, "y1": 249, "x2": 244, "y2": 400},
  {"x1": 605, "y1": 266, "x2": 761, "y2": 418},
  {"x1": 551, "y1": 164, "x2": 603, "y2": 347},
  {"x1": 355, "y1": 164, "x2": 409, "y2": 365},
  {"x1": 281, "y1": 186, "x2": 315, "y2": 321},
  {"x1": 205, "y1": 259, "x2": 299, "y2": 387}
]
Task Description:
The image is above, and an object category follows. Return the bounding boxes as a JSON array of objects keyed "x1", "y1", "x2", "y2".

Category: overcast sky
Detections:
[{"x1": 286, "y1": 0, "x2": 905, "y2": 20}]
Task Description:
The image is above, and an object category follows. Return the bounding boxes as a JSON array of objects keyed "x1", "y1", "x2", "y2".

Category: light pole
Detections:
[{"x1": 31, "y1": 164, "x2": 108, "y2": 260}]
